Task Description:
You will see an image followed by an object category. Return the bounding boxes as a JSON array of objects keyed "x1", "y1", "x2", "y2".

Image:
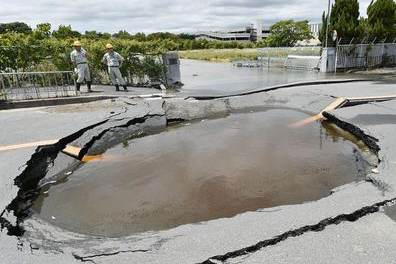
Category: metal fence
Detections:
[
  {"x1": 284, "y1": 55, "x2": 321, "y2": 71},
  {"x1": 0, "y1": 71, "x2": 76, "y2": 101},
  {"x1": 122, "y1": 53, "x2": 167, "y2": 88},
  {"x1": 336, "y1": 42, "x2": 396, "y2": 70},
  {"x1": 258, "y1": 47, "x2": 322, "y2": 58},
  {"x1": 257, "y1": 47, "x2": 322, "y2": 69}
]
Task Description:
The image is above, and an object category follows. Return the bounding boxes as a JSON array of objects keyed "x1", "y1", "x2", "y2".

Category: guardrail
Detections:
[{"x1": 0, "y1": 71, "x2": 76, "y2": 101}]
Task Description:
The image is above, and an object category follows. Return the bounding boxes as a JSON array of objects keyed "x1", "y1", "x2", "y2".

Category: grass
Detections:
[{"x1": 179, "y1": 49, "x2": 259, "y2": 62}]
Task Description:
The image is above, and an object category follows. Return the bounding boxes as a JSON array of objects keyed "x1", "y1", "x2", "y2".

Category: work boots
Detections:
[
  {"x1": 87, "y1": 81, "x2": 92, "y2": 93},
  {"x1": 76, "y1": 83, "x2": 81, "y2": 92},
  {"x1": 115, "y1": 84, "x2": 120, "y2": 91},
  {"x1": 123, "y1": 85, "x2": 128, "y2": 92}
]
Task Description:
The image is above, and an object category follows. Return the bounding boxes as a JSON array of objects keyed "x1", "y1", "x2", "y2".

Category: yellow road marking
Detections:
[
  {"x1": 62, "y1": 145, "x2": 102, "y2": 162},
  {"x1": 81, "y1": 155, "x2": 104, "y2": 162},
  {"x1": 290, "y1": 94, "x2": 396, "y2": 128},
  {"x1": 290, "y1": 97, "x2": 347, "y2": 128},
  {"x1": 62, "y1": 145, "x2": 104, "y2": 163},
  {"x1": 347, "y1": 94, "x2": 396, "y2": 101},
  {"x1": 62, "y1": 145, "x2": 82, "y2": 158},
  {"x1": 0, "y1": 139, "x2": 59, "y2": 151},
  {"x1": 0, "y1": 141, "x2": 101, "y2": 163}
]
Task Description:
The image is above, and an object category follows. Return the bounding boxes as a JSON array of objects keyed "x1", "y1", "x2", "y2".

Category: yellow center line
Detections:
[
  {"x1": 347, "y1": 94, "x2": 396, "y2": 101},
  {"x1": 290, "y1": 97, "x2": 347, "y2": 128},
  {"x1": 0, "y1": 141, "x2": 100, "y2": 163},
  {"x1": 0, "y1": 139, "x2": 59, "y2": 152},
  {"x1": 62, "y1": 145, "x2": 103, "y2": 162},
  {"x1": 290, "y1": 94, "x2": 396, "y2": 128},
  {"x1": 62, "y1": 145, "x2": 82, "y2": 157}
]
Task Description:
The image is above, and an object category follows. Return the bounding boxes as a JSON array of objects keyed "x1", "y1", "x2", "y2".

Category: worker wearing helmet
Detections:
[
  {"x1": 70, "y1": 40, "x2": 92, "y2": 92},
  {"x1": 101, "y1": 44, "x2": 128, "y2": 92}
]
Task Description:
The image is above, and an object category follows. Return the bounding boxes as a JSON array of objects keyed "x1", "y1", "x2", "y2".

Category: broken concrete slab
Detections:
[
  {"x1": 66, "y1": 98, "x2": 166, "y2": 158},
  {"x1": 226, "y1": 91, "x2": 335, "y2": 115},
  {"x1": 164, "y1": 98, "x2": 229, "y2": 121},
  {"x1": 325, "y1": 100, "x2": 396, "y2": 195}
]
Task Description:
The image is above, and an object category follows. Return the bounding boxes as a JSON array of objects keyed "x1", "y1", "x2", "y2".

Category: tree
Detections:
[
  {"x1": 355, "y1": 17, "x2": 370, "y2": 40},
  {"x1": 319, "y1": 11, "x2": 330, "y2": 45},
  {"x1": 33, "y1": 23, "x2": 52, "y2": 39},
  {"x1": 132, "y1": 32, "x2": 146, "y2": 41},
  {"x1": 0, "y1": 22, "x2": 32, "y2": 34},
  {"x1": 83, "y1": 31, "x2": 110, "y2": 39},
  {"x1": 52, "y1": 25, "x2": 81, "y2": 39},
  {"x1": 147, "y1": 32, "x2": 178, "y2": 41},
  {"x1": 367, "y1": 0, "x2": 396, "y2": 40},
  {"x1": 178, "y1": 33, "x2": 195, "y2": 40},
  {"x1": 112, "y1": 30, "x2": 132, "y2": 39},
  {"x1": 84, "y1": 31, "x2": 99, "y2": 39},
  {"x1": 329, "y1": 0, "x2": 360, "y2": 41},
  {"x1": 265, "y1": 20, "x2": 312, "y2": 47}
]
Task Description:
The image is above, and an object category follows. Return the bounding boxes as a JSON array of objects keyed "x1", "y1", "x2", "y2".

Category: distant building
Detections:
[
  {"x1": 194, "y1": 21, "x2": 322, "y2": 42},
  {"x1": 309, "y1": 22, "x2": 322, "y2": 39},
  {"x1": 195, "y1": 24, "x2": 270, "y2": 42}
]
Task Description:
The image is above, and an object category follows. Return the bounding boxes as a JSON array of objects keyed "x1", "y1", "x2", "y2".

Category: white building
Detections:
[
  {"x1": 309, "y1": 22, "x2": 322, "y2": 39},
  {"x1": 195, "y1": 21, "x2": 322, "y2": 42}
]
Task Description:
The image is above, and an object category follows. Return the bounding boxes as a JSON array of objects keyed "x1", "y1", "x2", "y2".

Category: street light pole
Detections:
[{"x1": 325, "y1": 0, "x2": 331, "y2": 48}]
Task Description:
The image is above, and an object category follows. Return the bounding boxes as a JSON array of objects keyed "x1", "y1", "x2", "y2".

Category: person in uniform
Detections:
[
  {"x1": 70, "y1": 40, "x2": 92, "y2": 92},
  {"x1": 101, "y1": 44, "x2": 128, "y2": 92}
]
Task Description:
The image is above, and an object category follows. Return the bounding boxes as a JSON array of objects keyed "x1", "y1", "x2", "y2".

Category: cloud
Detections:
[{"x1": 0, "y1": 0, "x2": 373, "y2": 33}]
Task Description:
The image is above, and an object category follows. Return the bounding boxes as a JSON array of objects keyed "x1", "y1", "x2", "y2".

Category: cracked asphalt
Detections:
[{"x1": 1, "y1": 79, "x2": 396, "y2": 263}]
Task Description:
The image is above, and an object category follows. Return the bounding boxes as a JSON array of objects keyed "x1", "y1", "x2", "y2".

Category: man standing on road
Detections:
[
  {"x1": 102, "y1": 44, "x2": 128, "y2": 92},
  {"x1": 70, "y1": 40, "x2": 92, "y2": 92}
]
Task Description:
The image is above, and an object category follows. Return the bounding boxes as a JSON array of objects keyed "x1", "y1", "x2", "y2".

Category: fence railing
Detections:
[
  {"x1": 258, "y1": 47, "x2": 322, "y2": 58},
  {"x1": 336, "y1": 42, "x2": 396, "y2": 70},
  {"x1": 0, "y1": 71, "x2": 76, "y2": 101},
  {"x1": 284, "y1": 55, "x2": 321, "y2": 71},
  {"x1": 121, "y1": 53, "x2": 167, "y2": 87},
  {"x1": 257, "y1": 47, "x2": 322, "y2": 70}
]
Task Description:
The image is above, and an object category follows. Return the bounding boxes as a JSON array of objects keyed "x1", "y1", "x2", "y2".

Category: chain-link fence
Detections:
[
  {"x1": 119, "y1": 53, "x2": 167, "y2": 88},
  {"x1": 258, "y1": 47, "x2": 321, "y2": 58},
  {"x1": 284, "y1": 55, "x2": 321, "y2": 71},
  {"x1": 336, "y1": 42, "x2": 396, "y2": 70},
  {"x1": 257, "y1": 47, "x2": 322, "y2": 69},
  {"x1": 0, "y1": 71, "x2": 76, "y2": 101}
]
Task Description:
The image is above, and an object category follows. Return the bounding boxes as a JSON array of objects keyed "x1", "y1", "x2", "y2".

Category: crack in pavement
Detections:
[
  {"x1": 73, "y1": 249, "x2": 150, "y2": 263},
  {"x1": 188, "y1": 79, "x2": 368, "y2": 100},
  {"x1": 200, "y1": 198, "x2": 396, "y2": 264},
  {"x1": 0, "y1": 118, "x2": 111, "y2": 236},
  {"x1": 322, "y1": 111, "x2": 381, "y2": 156},
  {"x1": 0, "y1": 108, "x2": 164, "y2": 237},
  {"x1": 323, "y1": 110, "x2": 392, "y2": 196},
  {"x1": 77, "y1": 113, "x2": 165, "y2": 160}
]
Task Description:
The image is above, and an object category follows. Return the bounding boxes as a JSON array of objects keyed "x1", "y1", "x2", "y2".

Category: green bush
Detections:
[{"x1": 0, "y1": 31, "x2": 260, "y2": 84}]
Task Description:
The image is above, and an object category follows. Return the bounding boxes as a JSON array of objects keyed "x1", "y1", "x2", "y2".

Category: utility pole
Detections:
[{"x1": 325, "y1": 0, "x2": 331, "y2": 48}]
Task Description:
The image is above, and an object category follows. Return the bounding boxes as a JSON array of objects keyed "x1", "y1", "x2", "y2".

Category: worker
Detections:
[
  {"x1": 101, "y1": 44, "x2": 128, "y2": 92},
  {"x1": 70, "y1": 40, "x2": 92, "y2": 92}
]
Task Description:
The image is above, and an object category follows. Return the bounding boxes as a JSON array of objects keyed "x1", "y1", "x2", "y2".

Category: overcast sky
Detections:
[{"x1": 0, "y1": 0, "x2": 373, "y2": 33}]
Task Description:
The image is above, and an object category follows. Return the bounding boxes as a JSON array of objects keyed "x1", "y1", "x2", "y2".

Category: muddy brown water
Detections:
[{"x1": 33, "y1": 109, "x2": 369, "y2": 237}]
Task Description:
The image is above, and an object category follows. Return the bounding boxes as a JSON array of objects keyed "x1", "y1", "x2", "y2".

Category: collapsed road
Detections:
[{"x1": 1, "y1": 80, "x2": 396, "y2": 263}]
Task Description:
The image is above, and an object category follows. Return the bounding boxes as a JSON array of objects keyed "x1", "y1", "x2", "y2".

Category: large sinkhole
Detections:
[{"x1": 32, "y1": 109, "x2": 370, "y2": 237}]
